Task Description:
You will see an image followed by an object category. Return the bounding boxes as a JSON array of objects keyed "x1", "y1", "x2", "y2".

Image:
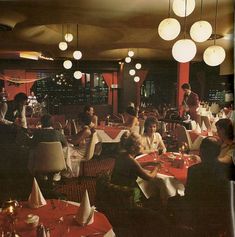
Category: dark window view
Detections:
[{"x1": 33, "y1": 72, "x2": 109, "y2": 106}]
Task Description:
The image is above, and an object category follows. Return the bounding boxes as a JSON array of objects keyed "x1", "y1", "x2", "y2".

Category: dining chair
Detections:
[
  {"x1": 175, "y1": 125, "x2": 193, "y2": 151},
  {"x1": 31, "y1": 141, "x2": 66, "y2": 186}
]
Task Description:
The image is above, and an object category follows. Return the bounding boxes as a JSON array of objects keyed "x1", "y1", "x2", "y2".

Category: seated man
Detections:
[
  {"x1": 83, "y1": 105, "x2": 98, "y2": 128},
  {"x1": 28, "y1": 114, "x2": 68, "y2": 181}
]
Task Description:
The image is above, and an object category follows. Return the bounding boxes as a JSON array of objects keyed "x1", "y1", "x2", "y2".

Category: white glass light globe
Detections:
[
  {"x1": 125, "y1": 57, "x2": 131, "y2": 63},
  {"x1": 129, "y1": 69, "x2": 136, "y2": 76},
  {"x1": 63, "y1": 60, "x2": 72, "y2": 69},
  {"x1": 173, "y1": 0, "x2": 195, "y2": 17},
  {"x1": 134, "y1": 76, "x2": 140, "y2": 82},
  {"x1": 203, "y1": 45, "x2": 226, "y2": 66},
  {"x1": 158, "y1": 18, "x2": 181, "y2": 41},
  {"x1": 74, "y1": 71, "x2": 82, "y2": 79},
  {"x1": 135, "y1": 63, "x2": 142, "y2": 69},
  {"x1": 64, "y1": 33, "x2": 73, "y2": 42},
  {"x1": 190, "y1": 21, "x2": 212, "y2": 42},
  {"x1": 73, "y1": 50, "x2": 82, "y2": 60},
  {"x1": 128, "y1": 50, "x2": 135, "y2": 57},
  {"x1": 58, "y1": 41, "x2": 68, "y2": 51},
  {"x1": 172, "y1": 39, "x2": 197, "y2": 63}
]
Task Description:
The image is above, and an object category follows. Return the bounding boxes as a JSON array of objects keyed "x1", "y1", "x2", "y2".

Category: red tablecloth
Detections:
[
  {"x1": 0, "y1": 200, "x2": 113, "y2": 237},
  {"x1": 136, "y1": 152, "x2": 198, "y2": 185},
  {"x1": 96, "y1": 126, "x2": 123, "y2": 139},
  {"x1": 188, "y1": 131, "x2": 208, "y2": 143}
]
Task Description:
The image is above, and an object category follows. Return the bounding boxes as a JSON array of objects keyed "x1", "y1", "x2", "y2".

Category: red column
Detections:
[
  {"x1": 112, "y1": 72, "x2": 118, "y2": 114},
  {"x1": 177, "y1": 62, "x2": 190, "y2": 114},
  {"x1": 102, "y1": 73, "x2": 113, "y2": 105}
]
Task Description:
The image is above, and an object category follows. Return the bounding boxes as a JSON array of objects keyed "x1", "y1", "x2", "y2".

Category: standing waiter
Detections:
[{"x1": 181, "y1": 83, "x2": 200, "y2": 122}]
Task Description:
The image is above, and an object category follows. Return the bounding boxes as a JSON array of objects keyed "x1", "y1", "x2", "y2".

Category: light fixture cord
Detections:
[
  {"x1": 214, "y1": 0, "x2": 218, "y2": 45},
  {"x1": 183, "y1": 0, "x2": 188, "y2": 38},
  {"x1": 200, "y1": 0, "x2": 203, "y2": 20},
  {"x1": 168, "y1": 0, "x2": 171, "y2": 18}
]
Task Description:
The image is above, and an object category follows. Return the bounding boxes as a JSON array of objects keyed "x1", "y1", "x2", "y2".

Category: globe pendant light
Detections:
[
  {"x1": 158, "y1": 0, "x2": 180, "y2": 41},
  {"x1": 65, "y1": 33, "x2": 73, "y2": 42},
  {"x1": 189, "y1": 0, "x2": 212, "y2": 42},
  {"x1": 172, "y1": 0, "x2": 197, "y2": 62},
  {"x1": 74, "y1": 70, "x2": 82, "y2": 79},
  {"x1": 135, "y1": 63, "x2": 142, "y2": 70},
  {"x1": 58, "y1": 24, "x2": 68, "y2": 51},
  {"x1": 190, "y1": 21, "x2": 212, "y2": 42},
  {"x1": 125, "y1": 57, "x2": 131, "y2": 63},
  {"x1": 173, "y1": 0, "x2": 195, "y2": 17},
  {"x1": 203, "y1": 45, "x2": 225, "y2": 66},
  {"x1": 203, "y1": 0, "x2": 226, "y2": 66},
  {"x1": 128, "y1": 50, "x2": 134, "y2": 57},
  {"x1": 172, "y1": 39, "x2": 196, "y2": 62},
  {"x1": 129, "y1": 69, "x2": 136, "y2": 76},
  {"x1": 59, "y1": 41, "x2": 68, "y2": 51},
  {"x1": 63, "y1": 60, "x2": 72, "y2": 69},
  {"x1": 73, "y1": 24, "x2": 83, "y2": 60},
  {"x1": 158, "y1": 18, "x2": 181, "y2": 41},
  {"x1": 134, "y1": 76, "x2": 140, "y2": 82}
]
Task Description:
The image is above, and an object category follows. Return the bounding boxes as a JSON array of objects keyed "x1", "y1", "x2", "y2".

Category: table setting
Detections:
[
  {"x1": 135, "y1": 150, "x2": 199, "y2": 201},
  {"x1": 0, "y1": 179, "x2": 115, "y2": 237}
]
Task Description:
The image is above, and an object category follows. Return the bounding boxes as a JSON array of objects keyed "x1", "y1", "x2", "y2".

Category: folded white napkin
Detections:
[
  {"x1": 28, "y1": 178, "x2": 47, "y2": 209},
  {"x1": 76, "y1": 190, "x2": 95, "y2": 226},
  {"x1": 222, "y1": 112, "x2": 227, "y2": 118},
  {"x1": 201, "y1": 121, "x2": 207, "y2": 131},
  {"x1": 211, "y1": 121, "x2": 217, "y2": 133},
  {"x1": 195, "y1": 123, "x2": 201, "y2": 133}
]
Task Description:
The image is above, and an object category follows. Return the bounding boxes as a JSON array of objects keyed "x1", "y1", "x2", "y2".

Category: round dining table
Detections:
[{"x1": 0, "y1": 199, "x2": 115, "y2": 237}]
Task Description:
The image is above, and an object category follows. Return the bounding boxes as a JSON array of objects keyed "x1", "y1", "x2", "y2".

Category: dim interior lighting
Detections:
[
  {"x1": 128, "y1": 50, "x2": 134, "y2": 57},
  {"x1": 63, "y1": 60, "x2": 72, "y2": 69},
  {"x1": 59, "y1": 41, "x2": 68, "y2": 51},
  {"x1": 190, "y1": 21, "x2": 212, "y2": 42},
  {"x1": 172, "y1": 39, "x2": 197, "y2": 62},
  {"x1": 203, "y1": 45, "x2": 225, "y2": 66},
  {"x1": 129, "y1": 69, "x2": 136, "y2": 76},
  {"x1": 125, "y1": 57, "x2": 131, "y2": 63},
  {"x1": 172, "y1": 0, "x2": 195, "y2": 17},
  {"x1": 158, "y1": 18, "x2": 181, "y2": 41},
  {"x1": 134, "y1": 76, "x2": 140, "y2": 82},
  {"x1": 64, "y1": 33, "x2": 73, "y2": 42},
  {"x1": 73, "y1": 50, "x2": 82, "y2": 60},
  {"x1": 74, "y1": 70, "x2": 82, "y2": 79},
  {"x1": 135, "y1": 63, "x2": 142, "y2": 69}
]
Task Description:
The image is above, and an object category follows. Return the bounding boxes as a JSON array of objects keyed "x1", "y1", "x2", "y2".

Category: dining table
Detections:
[
  {"x1": 0, "y1": 199, "x2": 115, "y2": 237},
  {"x1": 135, "y1": 152, "x2": 199, "y2": 202},
  {"x1": 96, "y1": 124, "x2": 129, "y2": 143}
]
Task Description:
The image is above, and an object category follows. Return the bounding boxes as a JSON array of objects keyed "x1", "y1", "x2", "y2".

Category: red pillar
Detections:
[
  {"x1": 177, "y1": 62, "x2": 190, "y2": 114},
  {"x1": 112, "y1": 72, "x2": 118, "y2": 114}
]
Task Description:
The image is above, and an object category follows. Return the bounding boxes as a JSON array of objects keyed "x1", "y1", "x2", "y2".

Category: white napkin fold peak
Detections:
[
  {"x1": 76, "y1": 190, "x2": 95, "y2": 226},
  {"x1": 201, "y1": 121, "x2": 207, "y2": 131},
  {"x1": 28, "y1": 178, "x2": 47, "y2": 209}
]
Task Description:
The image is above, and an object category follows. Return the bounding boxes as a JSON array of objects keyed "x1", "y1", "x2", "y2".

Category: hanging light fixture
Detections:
[
  {"x1": 73, "y1": 24, "x2": 83, "y2": 60},
  {"x1": 134, "y1": 76, "x2": 140, "y2": 82},
  {"x1": 63, "y1": 60, "x2": 72, "y2": 69},
  {"x1": 172, "y1": 0, "x2": 196, "y2": 62},
  {"x1": 190, "y1": 0, "x2": 212, "y2": 42},
  {"x1": 172, "y1": 0, "x2": 195, "y2": 17},
  {"x1": 74, "y1": 70, "x2": 82, "y2": 79},
  {"x1": 135, "y1": 63, "x2": 142, "y2": 70},
  {"x1": 65, "y1": 33, "x2": 73, "y2": 42},
  {"x1": 129, "y1": 69, "x2": 136, "y2": 76},
  {"x1": 58, "y1": 25, "x2": 68, "y2": 51},
  {"x1": 128, "y1": 50, "x2": 135, "y2": 57},
  {"x1": 158, "y1": 0, "x2": 181, "y2": 41},
  {"x1": 125, "y1": 56, "x2": 131, "y2": 63},
  {"x1": 203, "y1": 0, "x2": 225, "y2": 66}
]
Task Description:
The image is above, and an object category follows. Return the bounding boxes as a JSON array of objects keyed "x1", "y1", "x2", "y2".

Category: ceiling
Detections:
[{"x1": 0, "y1": 0, "x2": 233, "y2": 62}]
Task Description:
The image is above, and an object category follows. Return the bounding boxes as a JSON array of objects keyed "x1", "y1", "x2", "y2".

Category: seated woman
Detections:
[
  {"x1": 124, "y1": 106, "x2": 139, "y2": 133},
  {"x1": 67, "y1": 114, "x2": 95, "y2": 177},
  {"x1": 141, "y1": 117, "x2": 166, "y2": 154},
  {"x1": 215, "y1": 118, "x2": 235, "y2": 180},
  {"x1": 111, "y1": 132, "x2": 160, "y2": 202}
]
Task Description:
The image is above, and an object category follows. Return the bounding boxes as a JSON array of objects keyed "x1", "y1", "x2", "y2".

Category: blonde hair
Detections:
[{"x1": 120, "y1": 132, "x2": 142, "y2": 154}]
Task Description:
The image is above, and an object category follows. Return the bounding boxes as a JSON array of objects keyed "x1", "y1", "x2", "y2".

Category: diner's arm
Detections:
[{"x1": 132, "y1": 158, "x2": 159, "y2": 180}]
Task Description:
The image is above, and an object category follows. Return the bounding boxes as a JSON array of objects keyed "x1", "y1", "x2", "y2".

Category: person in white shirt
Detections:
[
  {"x1": 28, "y1": 91, "x2": 38, "y2": 107},
  {"x1": 141, "y1": 117, "x2": 167, "y2": 154}
]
